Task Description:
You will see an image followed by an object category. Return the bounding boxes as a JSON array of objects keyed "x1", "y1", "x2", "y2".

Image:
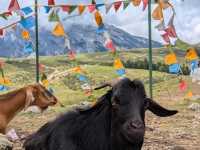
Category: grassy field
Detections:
[{"x1": 1, "y1": 50, "x2": 200, "y2": 149}]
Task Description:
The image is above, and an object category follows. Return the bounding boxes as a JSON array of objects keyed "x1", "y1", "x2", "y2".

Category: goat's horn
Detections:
[{"x1": 94, "y1": 78, "x2": 123, "y2": 90}]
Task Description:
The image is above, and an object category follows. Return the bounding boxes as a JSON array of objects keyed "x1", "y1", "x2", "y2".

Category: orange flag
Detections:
[
  {"x1": 152, "y1": 5, "x2": 163, "y2": 20},
  {"x1": 164, "y1": 53, "x2": 177, "y2": 65},
  {"x1": 78, "y1": 5, "x2": 85, "y2": 15},
  {"x1": 21, "y1": 30, "x2": 30, "y2": 40},
  {"x1": 185, "y1": 48, "x2": 198, "y2": 61},
  {"x1": 52, "y1": 22, "x2": 65, "y2": 37},
  {"x1": 114, "y1": 58, "x2": 124, "y2": 69},
  {"x1": 159, "y1": 0, "x2": 171, "y2": 9},
  {"x1": 132, "y1": 0, "x2": 141, "y2": 6},
  {"x1": 94, "y1": 11, "x2": 103, "y2": 26}
]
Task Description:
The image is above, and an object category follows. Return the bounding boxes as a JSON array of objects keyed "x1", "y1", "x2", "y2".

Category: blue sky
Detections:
[{"x1": 0, "y1": 0, "x2": 200, "y2": 44}]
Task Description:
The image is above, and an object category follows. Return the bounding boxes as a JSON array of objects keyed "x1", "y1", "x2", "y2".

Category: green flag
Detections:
[
  {"x1": 48, "y1": 9, "x2": 60, "y2": 22},
  {"x1": 123, "y1": 0, "x2": 130, "y2": 10}
]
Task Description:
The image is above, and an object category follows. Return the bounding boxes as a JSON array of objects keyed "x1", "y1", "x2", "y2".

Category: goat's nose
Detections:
[{"x1": 130, "y1": 120, "x2": 144, "y2": 129}]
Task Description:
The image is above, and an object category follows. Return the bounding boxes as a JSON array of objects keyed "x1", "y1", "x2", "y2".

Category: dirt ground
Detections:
[{"x1": 7, "y1": 94, "x2": 200, "y2": 150}]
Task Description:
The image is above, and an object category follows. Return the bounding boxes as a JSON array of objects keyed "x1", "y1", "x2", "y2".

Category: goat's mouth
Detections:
[{"x1": 121, "y1": 128, "x2": 145, "y2": 144}]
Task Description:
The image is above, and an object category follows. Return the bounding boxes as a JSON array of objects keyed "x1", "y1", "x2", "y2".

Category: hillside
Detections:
[{"x1": 0, "y1": 23, "x2": 161, "y2": 57}]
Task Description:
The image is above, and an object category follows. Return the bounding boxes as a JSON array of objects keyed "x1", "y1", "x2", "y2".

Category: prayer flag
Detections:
[
  {"x1": 8, "y1": 0, "x2": 20, "y2": 12},
  {"x1": 132, "y1": 0, "x2": 141, "y2": 6},
  {"x1": 48, "y1": 10, "x2": 60, "y2": 22},
  {"x1": 52, "y1": 23, "x2": 65, "y2": 37},
  {"x1": 114, "y1": 1, "x2": 122, "y2": 12},
  {"x1": 169, "y1": 63, "x2": 181, "y2": 74},
  {"x1": 95, "y1": 11, "x2": 103, "y2": 26},
  {"x1": 152, "y1": 5, "x2": 163, "y2": 20},
  {"x1": 88, "y1": 4, "x2": 96, "y2": 13},
  {"x1": 21, "y1": 30, "x2": 30, "y2": 40},
  {"x1": 123, "y1": 1, "x2": 130, "y2": 10},
  {"x1": 185, "y1": 48, "x2": 198, "y2": 61},
  {"x1": 48, "y1": 0, "x2": 55, "y2": 6},
  {"x1": 164, "y1": 53, "x2": 177, "y2": 65},
  {"x1": 114, "y1": 58, "x2": 124, "y2": 69},
  {"x1": 78, "y1": 5, "x2": 85, "y2": 15},
  {"x1": 21, "y1": 7, "x2": 33, "y2": 15},
  {"x1": 142, "y1": 0, "x2": 148, "y2": 11},
  {"x1": 20, "y1": 16, "x2": 35, "y2": 29}
]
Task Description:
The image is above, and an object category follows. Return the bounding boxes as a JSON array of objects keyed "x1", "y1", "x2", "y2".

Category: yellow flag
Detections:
[
  {"x1": 152, "y1": 5, "x2": 163, "y2": 20},
  {"x1": 42, "y1": 79, "x2": 49, "y2": 87},
  {"x1": 164, "y1": 53, "x2": 177, "y2": 65},
  {"x1": 0, "y1": 78, "x2": 11, "y2": 86},
  {"x1": 94, "y1": 11, "x2": 103, "y2": 26},
  {"x1": 185, "y1": 48, "x2": 198, "y2": 61},
  {"x1": 52, "y1": 22, "x2": 65, "y2": 37},
  {"x1": 132, "y1": 0, "x2": 141, "y2": 6},
  {"x1": 21, "y1": 30, "x2": 30, "y2": 40},
  {"x1": 78, "y1": 5, "x2": 85, "y2": 15},
  {"x1": 114, "y1": 58, "x2": 124, "y2": 69}
]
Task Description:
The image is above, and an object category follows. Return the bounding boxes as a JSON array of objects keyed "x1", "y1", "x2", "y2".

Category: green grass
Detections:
[{"x1": 1, "y1": 50, "x2": 194, "y2": 107}]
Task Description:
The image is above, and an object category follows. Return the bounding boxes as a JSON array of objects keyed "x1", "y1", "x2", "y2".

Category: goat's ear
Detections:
[{"x1": 145, "y1": 98, "x2": 178, "y2": 117}]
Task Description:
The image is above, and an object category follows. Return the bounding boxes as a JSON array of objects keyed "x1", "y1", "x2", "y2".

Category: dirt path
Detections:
[{"x1": 7, "y1": 97, "x2": 200, "y2": 150}]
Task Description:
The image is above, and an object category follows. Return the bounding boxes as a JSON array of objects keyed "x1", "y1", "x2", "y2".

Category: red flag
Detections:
[
  {"x1": 39, "y1": 64, "x2": 45, "y2": 72},
  {"x1": 0, "y1": 29, "x2": 3, "y2": 36},
  {"x1": 88, "y1": 4, "x2": 96, "y2": 13},
  {"x1": 8, "y1": 0, "x2": 20, "y2": 12},
  {"x1": 165, "y1": 25, "x2": 177, "y2": 38},
  {"x1": 179, "y1": 80, "x2": 187, "y2": 91},
  {"x1": 48, "y1": 0, "x2": 55, "y2": 5},
  {"x1": 161, "y1": 33, "x2": 170, "y2": 43},
  {"x1": 114, "y1": 1, "x2": 122, "y2": 12},
  {"x1": 142, "y1": 0, "x2": 148, "y2": 11},
  {"x1": 62, "y1": 5, "x2": 70, "y2": 12}
]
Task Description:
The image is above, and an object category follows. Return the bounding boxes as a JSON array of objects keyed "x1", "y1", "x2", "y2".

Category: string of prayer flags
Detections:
[
  {"x1": 114, "y1": 58, "x2": 126, "y2": 76},
  {"x1": 185, "y1": 48, "x2": 198, "y2": 61},
  {"x1": 8, "y1": 0, "x2": 20, "y2": 12},
  {"x1": 52, "y1": 22, "x2": 65, "y2": 37},
  {"x1": 164, "y1": 53, "x2": 177, "y2": 65},
  {"x1": 21, "y1": 30, "x2": 30, "y2": 40},
  {"x1": 20, "y1": 16, "x2": 35, "y2": 29},
  {"x1": 48, "y1": 9, "x2": 60, "y2": 22},
  {"x1": 114, "y1": 1, "x2": 122, "y2": 12}
]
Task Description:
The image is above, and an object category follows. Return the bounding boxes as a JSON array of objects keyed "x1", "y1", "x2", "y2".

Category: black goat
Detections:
[{"x1": 24, "y1": 78, "x2": 178, "y2": 150}]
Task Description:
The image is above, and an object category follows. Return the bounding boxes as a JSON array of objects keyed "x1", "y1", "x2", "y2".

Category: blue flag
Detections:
[
  {"x1": 20, "y1": 16, "x2": 35, "y2": 29},
  {"x1": 23, "y1": 42, "x2": 33, "y2": 54},
  {"x1": 116, "y1": 69, "x2": 126, "y2": 76},
  {"x1": 0, "y1": 85, "x2": 8, "y2": 91},
  {"x1": 190, "y1": 60, "x2": 198, "y2": 73},
  {"x1": 96, "y1": 24, "x2": 105, "y2": 34},
  {"x1": 77, "y1": 74, "x2": 87, "y2": 82},
  {"x1": 44, "y1": 6, "x2": 51, "y2": 13},
  {"x1": 21, "y1": 7, "x2": 33, "y2": 15},
  {"x1": 169, "y1": 63, "x2": 181, "y2": 74}
]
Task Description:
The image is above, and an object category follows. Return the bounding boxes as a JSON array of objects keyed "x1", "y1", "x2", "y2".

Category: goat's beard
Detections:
[{"x1": 24, "y1": 106, "x2": 43, "y2": 113}]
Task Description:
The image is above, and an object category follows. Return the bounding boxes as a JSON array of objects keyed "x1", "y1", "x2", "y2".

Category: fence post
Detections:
[{"x1": 148, "y1": 0, "x2": 153, "y2": 98}]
